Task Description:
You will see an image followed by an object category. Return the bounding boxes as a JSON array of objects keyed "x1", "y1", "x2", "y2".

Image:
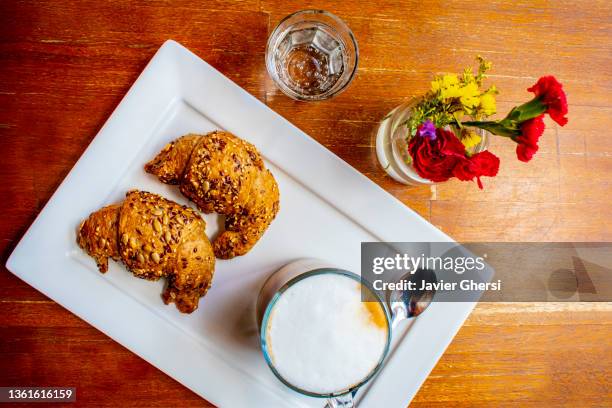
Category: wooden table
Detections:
[{"x1": 1, "y1": 1, "x2": 610, "y2": 406}]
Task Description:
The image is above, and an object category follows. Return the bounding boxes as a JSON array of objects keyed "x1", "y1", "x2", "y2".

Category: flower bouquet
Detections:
[{"x1": 375, "y1": 57, "x2": 568, "y2": 189}]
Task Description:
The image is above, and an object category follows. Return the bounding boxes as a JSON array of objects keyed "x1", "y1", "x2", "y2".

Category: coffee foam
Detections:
[{"x1": 265, "y1": 273, "x2": 388, "y2": 394}]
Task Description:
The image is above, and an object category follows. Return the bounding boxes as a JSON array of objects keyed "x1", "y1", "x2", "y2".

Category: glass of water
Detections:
[{"x1": 266, "y1": 10, "x2": 359, "y2": 101}]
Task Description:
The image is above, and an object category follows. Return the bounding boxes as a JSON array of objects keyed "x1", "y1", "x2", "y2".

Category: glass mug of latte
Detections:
[{"x1": 256, "y1": 259, "x2": 391, "y2": 407}]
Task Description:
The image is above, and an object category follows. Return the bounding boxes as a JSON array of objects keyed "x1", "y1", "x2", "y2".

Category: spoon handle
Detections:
[{"x1": 390, "y1": 304, "x2": 407, "y2": 329}]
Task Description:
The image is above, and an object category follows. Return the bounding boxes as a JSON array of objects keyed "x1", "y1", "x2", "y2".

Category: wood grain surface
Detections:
[{"x1": 1, "y1": 0, "x2": 611, "y2": 406}]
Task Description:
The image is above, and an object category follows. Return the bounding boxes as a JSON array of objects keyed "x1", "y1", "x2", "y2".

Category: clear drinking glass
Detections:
[
  {"x1": 265, "y1": 10, "x2": 359, "y2": 101},
  {"x1": 256, "y1": 259, "x2": 391, "y2": 407}
]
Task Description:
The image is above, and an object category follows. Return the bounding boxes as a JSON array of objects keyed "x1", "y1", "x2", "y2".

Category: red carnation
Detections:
[
  {"x1": 527, "y1": 76, "x2": 568, "y2": 126},
  {"x1": 452, "y1": 151, "x2": 500, "y2": 189},
  {"x1": 515, "y1": 115, "x2": 545, "y2": 162},
  {"x1": 408, "y1": 128, "x2": 466, "y2": 182}
]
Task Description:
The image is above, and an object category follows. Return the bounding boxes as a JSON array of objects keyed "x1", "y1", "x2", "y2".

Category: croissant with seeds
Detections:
[
  {"x1": 77, "y1": 190, "x2": 215, "y2": 313},
  {"x1": 145, "y1": 131, "x2": 280, "y2": 259}
]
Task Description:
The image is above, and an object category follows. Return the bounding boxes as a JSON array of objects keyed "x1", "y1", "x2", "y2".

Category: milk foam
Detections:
[{"x1": 266, "y1": 274, "x2": 388, "y2": 394}]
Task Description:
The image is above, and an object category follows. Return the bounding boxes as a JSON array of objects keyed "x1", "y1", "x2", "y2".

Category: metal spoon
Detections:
[
  {"x1": 326, "y1": 269, "x2": 438, "y2": 408},
  {"x1": 389, "y1": 268, "x2": 437, "y2": 329}
]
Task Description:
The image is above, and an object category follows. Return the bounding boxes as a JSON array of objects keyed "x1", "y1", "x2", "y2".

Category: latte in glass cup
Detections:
[{"x1": 259, "y1": 265, "x2": 391, "y2": 398}]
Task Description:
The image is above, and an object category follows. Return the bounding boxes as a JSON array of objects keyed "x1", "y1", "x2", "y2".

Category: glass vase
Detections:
[{"x1": 375, "y1": 101, "x2": 490, "y2": 185}]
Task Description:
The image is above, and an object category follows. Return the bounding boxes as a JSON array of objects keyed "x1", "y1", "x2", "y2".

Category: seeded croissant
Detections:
[
  {"x1": 144, "y1": 131, "x2": 280, "y2": 259},
  {"x1": 77, "y1": 190, "x2": 215, "y2": 313}
]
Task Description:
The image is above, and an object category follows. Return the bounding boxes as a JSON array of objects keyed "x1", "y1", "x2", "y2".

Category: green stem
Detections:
[
  {"x1": 461, "y1": 97, "x2": 547, "y2": 139},
  {"x1": 462, "y1": 120, "x2": 520, "y2": 137},
  {"x1": 509, "y1": 97, "x2": 547, "y2": 122}
]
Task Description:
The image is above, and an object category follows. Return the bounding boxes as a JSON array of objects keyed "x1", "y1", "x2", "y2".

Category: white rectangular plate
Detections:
[{"x1": 6, "y1": 40, "x2": 478, "y2": 407}]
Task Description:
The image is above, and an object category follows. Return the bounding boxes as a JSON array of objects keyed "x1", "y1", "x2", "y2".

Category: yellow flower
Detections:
[
  {"x1": 458, "y1": 82, "x2": 480, "y2": 108},
  {"x1": 461, "y1": 130, "x2": 482, "y2": 149},
  {"x1": 431, "y1": 74, "x2": 461, "y2": 99},
  {"x1": 479, "y1": 93, "x2": 496, "y2": 116},
  {"x1": 431, "y1": 79, "x2": 441, "y2": 92},
  {"x1": 453, "y1": 110, "x2": 465, "y2": 122},
  {"x1": 441, "y1": 74, "x2": 459, "y2": 87}
]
